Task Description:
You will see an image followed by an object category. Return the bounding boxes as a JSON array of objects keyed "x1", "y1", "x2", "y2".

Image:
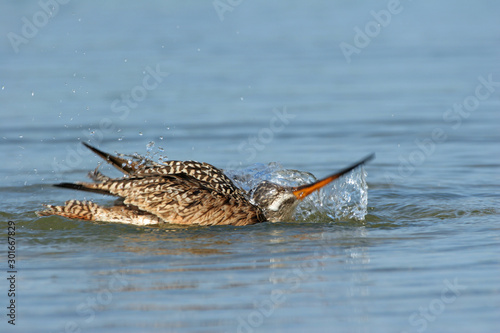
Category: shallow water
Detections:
[{"x1": 1, "y1": 1, "x2": 500, "y2": 332}]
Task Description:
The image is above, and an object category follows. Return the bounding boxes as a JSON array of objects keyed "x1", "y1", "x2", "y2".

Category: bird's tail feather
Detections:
[
  {"x1": 54, "y1": 182, "x2": 113, "y2": 196},
  {"x1": 82, "y1": 142, "x2": 140, "y2": 174}
]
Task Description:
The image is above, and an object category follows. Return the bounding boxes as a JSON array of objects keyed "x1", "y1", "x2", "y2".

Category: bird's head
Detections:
[
  {"x1": 251, "y1": 153, "x2": 375, "y2": 222},
  {"x1": 251, "y1": 181, "x2": 300, "y2": 222}
]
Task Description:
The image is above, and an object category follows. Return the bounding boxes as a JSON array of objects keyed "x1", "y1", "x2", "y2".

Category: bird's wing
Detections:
[
  {"x1": 83, "y1": 143, "x2": 244, "y2": 196},
  {"x1": 54, "y1": 174, "x2": 264, "y2": 226}
]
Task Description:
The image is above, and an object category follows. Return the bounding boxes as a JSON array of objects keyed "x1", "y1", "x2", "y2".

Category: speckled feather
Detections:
[
  {"x1": 37, "y1": 200, "x2": 163, "y2": 226},
  {"x1": 83, "y1": 142, "x2": 245, "y2": 196},
  {"x1": 74, "y1": 173, "x2": 264, "y2": 226},
  {"x1": 37, "y1": 144, "x2": 265, "y2": 226},
  {"x1": 134, "y1": 160, "x2": 245, "y2": 197}
]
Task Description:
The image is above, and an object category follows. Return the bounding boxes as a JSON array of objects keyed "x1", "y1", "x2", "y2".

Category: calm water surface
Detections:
[{"x1": 1, "y1": 1, "x2": 499, "y2": 332}]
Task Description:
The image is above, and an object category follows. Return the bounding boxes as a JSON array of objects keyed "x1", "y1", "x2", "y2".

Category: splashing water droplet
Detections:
[
  {"x1": 321, "y1": 167, "x2": 368, "y2": 221},
  {"x1": 146, "y1": 141, "x2": 155, "y2": 152},
  {"x1": 226, "y1": 163, "x2": 370, "y2": 222}
]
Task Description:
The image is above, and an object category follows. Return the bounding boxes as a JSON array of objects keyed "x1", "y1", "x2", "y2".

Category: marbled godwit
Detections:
[{"x1": 37, "y1": 143, "x2": 374, "y2": 226}]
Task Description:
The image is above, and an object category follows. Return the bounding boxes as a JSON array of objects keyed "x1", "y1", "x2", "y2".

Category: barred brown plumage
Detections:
[{"x1": 36, "y1": 143, "x2": 374, "y2": 226}]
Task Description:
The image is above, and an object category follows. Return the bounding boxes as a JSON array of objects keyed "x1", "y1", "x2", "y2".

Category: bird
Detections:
[{"x1": 37, "y1": 143, "x2": 374, "y2": 226}]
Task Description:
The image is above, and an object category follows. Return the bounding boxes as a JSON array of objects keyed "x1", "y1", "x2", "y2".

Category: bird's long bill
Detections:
[{"x1": 291, "y1": 153, "x2": 375, "y2": 200}]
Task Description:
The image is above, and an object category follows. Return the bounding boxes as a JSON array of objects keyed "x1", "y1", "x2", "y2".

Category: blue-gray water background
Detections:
[{"x1": 1, "y1": 1, "x2": 499, "y2": 332}]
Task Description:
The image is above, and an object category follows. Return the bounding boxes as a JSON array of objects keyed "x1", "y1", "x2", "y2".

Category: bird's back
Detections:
[{"x1": 37, "y1": 144, "x2": 266, "y2": 226}]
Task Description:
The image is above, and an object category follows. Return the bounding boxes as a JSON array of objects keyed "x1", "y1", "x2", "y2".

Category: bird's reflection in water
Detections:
[{"x1": 81, "y1": 224, "x2": 374, "y2": 331}]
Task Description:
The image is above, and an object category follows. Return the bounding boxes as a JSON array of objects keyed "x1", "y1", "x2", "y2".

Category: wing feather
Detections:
[{"x1": 59, "y1": 174, "x2": 264, "y2": 226}]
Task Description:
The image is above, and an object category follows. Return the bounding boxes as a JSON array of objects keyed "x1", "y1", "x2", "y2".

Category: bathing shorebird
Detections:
[{"x1": 37, "y1": 143, "x2": 374, "y2": 226}]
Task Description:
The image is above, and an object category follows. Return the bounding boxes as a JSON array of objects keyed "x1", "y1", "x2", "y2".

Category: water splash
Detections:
[
  {"x1": 115, "y1": 141, "x2": 169, "y2": 168},
  {"x1": 226, "y1": 163, "x2": 369, "y2": 222},
  {"x1": 320, "y1": 167, "x2": 368, "y2": 221},
  {"x1": 146, "y1": 141, "x2": 155, "y2": 152},
  {"x1": 145, "y1": 140, "x2": 168, "y2": 164}
]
